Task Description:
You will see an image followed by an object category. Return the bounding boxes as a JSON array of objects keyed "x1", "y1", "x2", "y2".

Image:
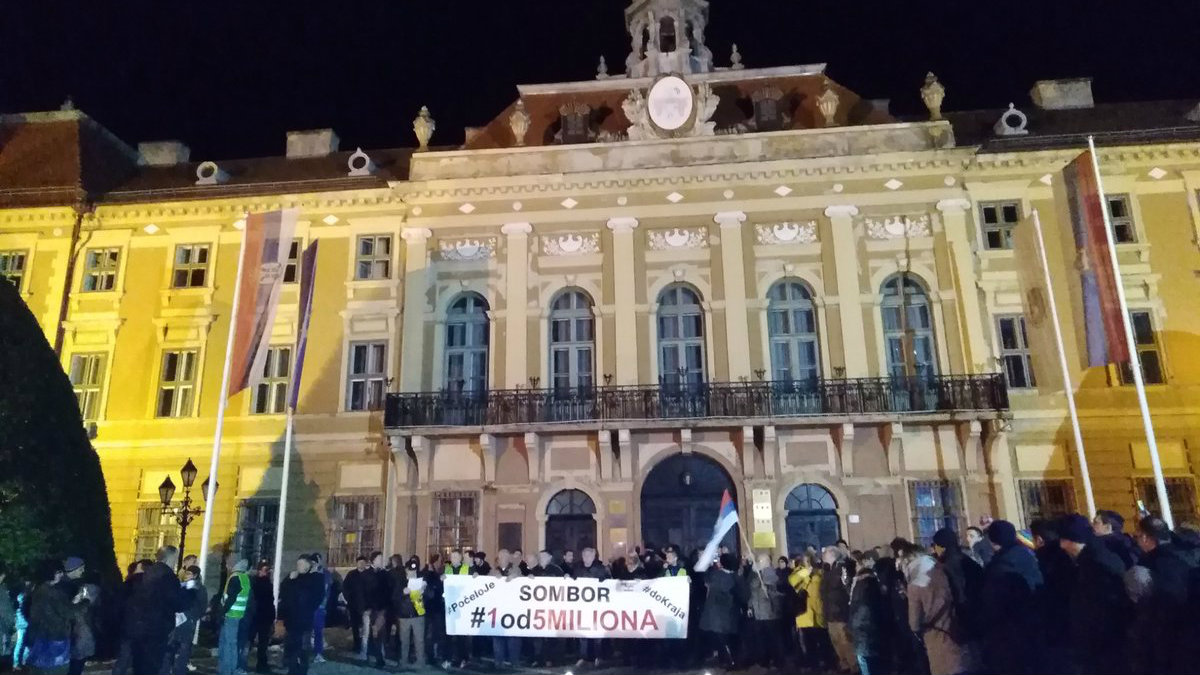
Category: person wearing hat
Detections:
[
  {"x1": 1057, "y1": 513, "x2": 1128, "y2": 675},
  {"x1": 218, "y1": 559, "x2": 255, "y2": 675},
  {"x1": 470, "y1": 551, "x2": 491, "y2": 577},
  {"x1": 929, "y1": 528, "x2": 983, "y2": 657},
  {"x1": 978, "y1": 520, "x2": 1045, "y2": 675},
  {"x1": 392, "y1": 559, "x2": 428, "y2": 669},
  {"x1": 278, "y1": 554, "x2": 324, "y2": 675}
]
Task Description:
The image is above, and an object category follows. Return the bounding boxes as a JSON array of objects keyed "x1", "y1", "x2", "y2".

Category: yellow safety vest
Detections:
[
  {"x1": 444, "y1": 563, "x2": 470, "y2": 575},
  {"x1": 225, "y1": 572, "x2": 251, "y2": 619},
  {"x1": 409, "y1": 588, "x2": 426, "y2": 616}
]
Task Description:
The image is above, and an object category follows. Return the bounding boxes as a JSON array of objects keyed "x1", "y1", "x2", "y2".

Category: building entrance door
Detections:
[
  {"x1": 544, "y1": 489, "x2": 596, "y2": 559},
  {"x1": 784, "y1": 483, "x2": 840, "y2": 555},
  {"x1": 640, "y1": 453, "x2": 738, "y2": 555}
]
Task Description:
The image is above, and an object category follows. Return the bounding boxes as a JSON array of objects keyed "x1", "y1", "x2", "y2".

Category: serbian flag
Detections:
[
  {"x1": 694, "y1": 489, "x2": 739, "y2": 572},
  {"x1": 1061, "y1": 150, "x2": 1129, "y2": 367},
  {"x1": 289, "y1": 240, "x2": 319, "y2": 410},
  {"x1": 228, "y1": 209, "x2": 297, "y2": 397}
]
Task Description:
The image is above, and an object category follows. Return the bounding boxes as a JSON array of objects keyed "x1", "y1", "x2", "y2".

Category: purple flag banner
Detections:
[{"x1": 289, "y1": 240, "x2": 319, "y2": 410}]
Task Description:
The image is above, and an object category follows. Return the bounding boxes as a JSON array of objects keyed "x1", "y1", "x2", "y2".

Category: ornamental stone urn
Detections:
[
  {"x1": 508, "y1": 100, "x2": 531, "y2": 147},
  {"x1": 921, "y1": 72, "x2": 946, "y2": 121},
  {"x1": 413, "y1": 106, "x2": 435, "y2": 152}
]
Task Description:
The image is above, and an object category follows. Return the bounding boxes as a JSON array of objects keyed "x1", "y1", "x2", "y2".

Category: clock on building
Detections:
[{"x1": 647, "y1": 75, "x2": 695, "y2": 132}]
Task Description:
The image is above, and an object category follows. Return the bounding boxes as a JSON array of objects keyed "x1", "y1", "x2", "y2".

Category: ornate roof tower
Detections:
[{"x1": 623, "y1": 0, "x2": 713, "y2": 78}]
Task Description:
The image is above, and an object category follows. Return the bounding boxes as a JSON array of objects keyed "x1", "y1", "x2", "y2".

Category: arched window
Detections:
[
  {"x1": 545, "y1": 489, "x2": 597, "y2": 559},
  {"x1": 659, "y1": 16, "x2": 677, "y2": 53},
  {"x1": 784, "y1": 483, "x2": 840, "y2": 555},
  {"x1": 767, "y1": 280, "x2": 820, "y2": 383},
  {"x1": 881, "y1": 274, "x2": 938, "y2": 379},
  {"x1": 444, "y1": 293, "x2": 489, "y2": 393},
  {"x1": 657, "y1": 284, "x2": 706, "y2": 389},
  {"x1": 549, "y1": 289, "x2": 594, "y2": 392}
]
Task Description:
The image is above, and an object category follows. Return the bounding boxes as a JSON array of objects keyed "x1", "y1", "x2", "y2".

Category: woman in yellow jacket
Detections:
[{"x1": 789, "y1": 553, "x2": 831, "y2": 670}]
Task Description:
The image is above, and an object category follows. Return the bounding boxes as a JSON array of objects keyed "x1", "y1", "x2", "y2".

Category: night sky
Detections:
[{"x1": 3, "y1": 0, "x2": 1198, "y2": 159}]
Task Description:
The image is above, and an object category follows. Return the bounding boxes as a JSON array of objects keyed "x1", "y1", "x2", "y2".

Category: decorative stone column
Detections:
[
  {"x1": 607, "y1": 217, "x2": 640, "y2": 385},
  {"x1": 825, "y1": 205, "x2": 869, "y2": 377},
  {"x1": 399, "y1": 228, "x2": 432, "y2": 391},
  {"x1": 937, "y1": 198, "x2": 987, "y2": 372},
  {"x1": 714, "y1": 211, "x2": 751, "y2": 379},
  {"x1": 502, "y1": 222, "x2": 533, "y2": 388}
]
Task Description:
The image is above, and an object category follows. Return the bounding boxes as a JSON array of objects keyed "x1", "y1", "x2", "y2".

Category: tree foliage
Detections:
[{"x1": 0, "y1": 277, "x2": 119, "y2": 585}]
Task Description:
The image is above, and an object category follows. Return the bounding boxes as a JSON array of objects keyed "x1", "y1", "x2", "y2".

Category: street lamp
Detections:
[{"x1": 159, "y1": 458, "x2": 217, "y2": 571}]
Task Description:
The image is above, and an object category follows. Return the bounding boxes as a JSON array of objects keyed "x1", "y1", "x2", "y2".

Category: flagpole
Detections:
[
  {"x1": 272, "y1": 405, "x2": 294, "y2": 603},
  {"x1": 197, "y1": 226, "x2": 251, "y2": 589},
  {"x1": 1086, "y1": 136, "x2": 1172, "y2": 527},
  {"x1": 1031, "y1": 208, "x2": 1095, "y2": 517}
]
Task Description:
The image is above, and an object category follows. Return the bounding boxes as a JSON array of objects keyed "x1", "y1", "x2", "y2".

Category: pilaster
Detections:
[
  {"x1": 937, "y1": 198, "x2": 987, "y2": 372},
  {"x1": 399, "y1": 228, "x2": 432, "y2": 391},
  {"x1": 502, "y1": 222, "x2": 533, "y2": 388},
  {"x1": 825, "y1": 205, "x2": 868, "y2": 377},
  {"x1": 715, "y1": 211, "x2": 751, "y2": 379},
  {"x1": 607, "y1": 217, "x2": 640, "y2": 384}
]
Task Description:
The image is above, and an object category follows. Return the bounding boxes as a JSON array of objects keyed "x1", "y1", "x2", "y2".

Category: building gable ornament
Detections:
[
  {"x1": 623, "y1": 76, "x2": 718, "y2": 141},
  {"x1": 648, "y1": 226, "x2": 708, "y2": 250},
  {"x1": 542, "y1": 232, "x2": 601, "y2": 256},
  {"x1": 864, "y1": 215, "x2": 931, "y2": 240},
  {"x1": 755, "y1": 221, "x2": 818, "y2": 245},
  {"x1": 438, "y1": 237, "x2": 496, "y2": 261}
]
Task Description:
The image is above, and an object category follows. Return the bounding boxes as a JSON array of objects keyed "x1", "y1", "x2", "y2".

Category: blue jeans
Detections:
[
  {"x1": 218, "y1": 617, "x2": 243, "y2": 675},
  {"x1": 311, "y1": 610, "x2": 326, "y2": 656},
  {"x1": 857, "y1": 650, "x2": 884, "y2": 675},
  {"x1": 492, "y1": 636, "x2": 521, "y2": 665}
]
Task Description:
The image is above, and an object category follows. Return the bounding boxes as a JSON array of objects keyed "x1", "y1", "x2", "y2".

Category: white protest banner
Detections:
[{"x1": 444, "y1": 575, "x2": 689, "y2": 639}]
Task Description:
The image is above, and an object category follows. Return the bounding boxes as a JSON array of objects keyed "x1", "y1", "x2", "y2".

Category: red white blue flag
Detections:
[
  {"x1": 289, "y1": 240, "x2": 319, "y2": 410},
  {"x1": 695, "y1": 489, "x2": 739, "y2": 571},
  {"x1": 228, "y1": 209, "x2": 297, "y2": 396},
  {"x1": 1062, "y1": 150, "x2": 1129, "y2": 367}
]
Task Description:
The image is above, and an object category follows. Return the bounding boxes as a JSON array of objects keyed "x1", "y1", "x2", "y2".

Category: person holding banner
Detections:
[
  {"x1": 573, "y1": 548, "x2": 609, "y2": 668},
  {"x1": 488, "y1": 550, "x2": 522, "y2": 668},
  {"x1": 440, "y1": 552, "x2": 471, "y2": 670}
]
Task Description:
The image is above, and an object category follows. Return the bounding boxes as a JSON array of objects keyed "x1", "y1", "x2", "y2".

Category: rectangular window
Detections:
[
  {"x1": 1019, "y1": 479, "x2": 1075, "y2": 522},
  {"x1": 429, "y1": 492, "x2": 478, "y2": 560},
  {"x1": 251, "y1": 346, "x2": 292, "y2": 414},
  {"x1": 171, "y1": 244, "x2": 210, "y2": 288},
  {"x1": 1118, "y1": 310, "x2": 1164, "y2": 385},
  {"x1": 283, "y1": 240, "x2": 302, "y2": 284},
  {"x1": 0, "y1": 250, "x2": 28, "y2": 289},
  {"x1": 910, "y1": 480, "x2": 964, "y2": 546},
  {"x1": 1137, "y1": 477, "x2": 1197, "y2": 521},
  {"x1": 69, "y1": 353, "x2": 106, "y2": 421},
  {"x1": 134, "y1": 505, "x2": 180, "y2": 562},
  {"x1": 236, "y1": 501, "x2": 279, "y2": 564},
  {"x1": 354, "y1": 235, "x2": 392, "y2": 280},
  {"x1": 498, "y1": 522, "x2": 523, "y2": 554},
  {"x1": 996, "y1": 315, "x2": 1036, "y2": 389},
  {"x1": 156, "y1": 350, "x2": 198, "y2": 418},
  {"x1": 327, "y1": 496, "x2": 381, "y2": 567},
  {"x1": 1107, "y1": 195, "x2": 1137, "y2": 244},
  {"x1": 979, "y1": 201, "x2": 1020, "y2": 250},
  {"x1": 81, "y1": 248, "x2": 120, "y2": 292},
  {"x1": 346, "y1": 341, "x2": 387, "y2": 411}
]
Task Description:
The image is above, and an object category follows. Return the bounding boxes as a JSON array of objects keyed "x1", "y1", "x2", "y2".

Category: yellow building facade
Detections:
[{"x1": 4, "y1": 2, "x2": 1200, "y2": 576}]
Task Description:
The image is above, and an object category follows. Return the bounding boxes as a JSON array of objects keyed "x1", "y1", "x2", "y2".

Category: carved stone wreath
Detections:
[
  {"x1": 755, "y1": 221, "x2": 818, "y2": 245},
  {"x1": 864, "y1": 215, "x2": 931, "y2": 240},
  {"x1": 647, "y1": 227, "x2": 709, "y2": 250},
  {"x1": 542, "y1": 232, "x2": 601, "y2": 256},
  {"x1": 438, "y1": 237, "x2": 497, "y2": 261}
]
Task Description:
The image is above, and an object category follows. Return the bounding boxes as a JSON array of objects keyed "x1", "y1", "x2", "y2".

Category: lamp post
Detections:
[{"x1": 158, "y1": 459, "x2": 217, "y2": 571}]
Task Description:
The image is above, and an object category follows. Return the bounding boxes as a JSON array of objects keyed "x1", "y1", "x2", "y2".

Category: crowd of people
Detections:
[{"x1": 2, "y1": 508, "x2": 1200, "y2": 674}]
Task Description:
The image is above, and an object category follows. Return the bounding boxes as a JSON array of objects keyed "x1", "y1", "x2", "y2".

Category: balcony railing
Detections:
[{"x1": 384, "y1": 374, "x2": 1009, "y2": 429}]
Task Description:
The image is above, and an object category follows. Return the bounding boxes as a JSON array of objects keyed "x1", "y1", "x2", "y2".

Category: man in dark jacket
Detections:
[
  {"x1": 125, "y1": 546, "x2": 187, "y2": 675},
  {"x1": 931, "y1": 528, "x2": 983, "y2": 645},
  {"x1": 979, "y1": 520, "x2": 1045, "y2": 675},
  {"x1": 1059, "y1": 514, "x2": 1129, "y2": 675},
  {"x1": 249, "y1": 562, "x2": 275, "y2": 674},
  {"x1": 1092, "y1": 509, "x2": 1138, "y2": 569},
  {"x1": 278, "y1": 555, "x2": 325, "y2": 675},
  {"x1": 419, "y1": 555, "x2": 444, "y2": 665},
  {"x1": 341, "y1": 555, "x2": 368, "y2": 657},
  {"x1": 820, "y1": 547, "x2": 855, "y2": 673},
  {"x1": 162, "y1": 566, "x2": 206, "y2": 675},
  {"x1": 1031, "y1": 519, "x2": 1076, "y2": 672},
  {"x1": 848, "y1": 552, "x2": 888, "y2": 675},
  {"x1": 573, "y1": 547, "x2": 609, "y2": 667},
  {"x1": 1128, "y1": 516, "x2": 1191, "y2": 675},
  {"x1": 392, "y1": 560, "x2": 428, "y2": 669}
]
